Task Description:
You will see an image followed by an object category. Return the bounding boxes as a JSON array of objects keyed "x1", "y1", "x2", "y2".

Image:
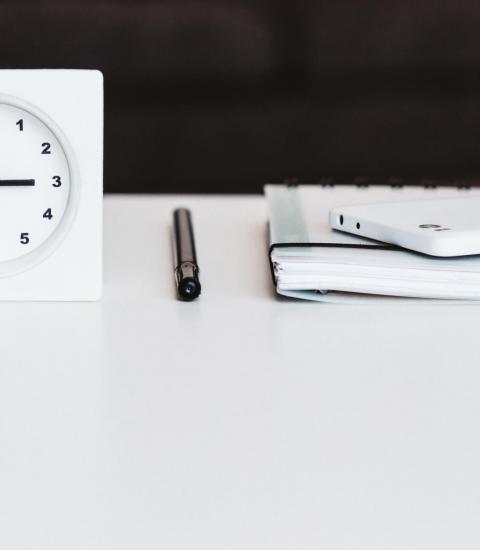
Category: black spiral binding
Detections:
[{"x1": 282, "y1": 177, "x2": 477, "y2": 189}]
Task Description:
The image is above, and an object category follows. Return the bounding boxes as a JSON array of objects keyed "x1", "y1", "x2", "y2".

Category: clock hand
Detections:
[{"x1": 0, "y1": 179, "x2": 35, "y2": 186}]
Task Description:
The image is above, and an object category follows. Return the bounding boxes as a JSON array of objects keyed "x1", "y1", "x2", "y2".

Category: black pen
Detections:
[{"x1": 173, "y1": 208, "x2": 202, "y2": 301}]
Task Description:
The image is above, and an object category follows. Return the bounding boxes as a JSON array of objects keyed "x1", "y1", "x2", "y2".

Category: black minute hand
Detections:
[{"x1": 0, "y1": 179, "x2": 35, "y2": 186}]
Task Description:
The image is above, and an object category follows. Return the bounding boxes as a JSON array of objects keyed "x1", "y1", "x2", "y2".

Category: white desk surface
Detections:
[{"x1": 1, "y1": 194, "x2": 480, "y2": 550}]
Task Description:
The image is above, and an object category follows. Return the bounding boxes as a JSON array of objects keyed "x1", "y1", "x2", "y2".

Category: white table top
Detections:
[{"x1": 1, "y1": 194, "x2": 480, "y2": 550}]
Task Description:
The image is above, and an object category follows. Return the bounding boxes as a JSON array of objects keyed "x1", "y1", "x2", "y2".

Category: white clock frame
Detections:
[{"x1": 0, "y1": 70, "x2": 103, "y2": 301}]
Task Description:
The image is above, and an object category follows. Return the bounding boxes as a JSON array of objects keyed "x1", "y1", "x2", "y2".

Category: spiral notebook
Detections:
[{"x1": 266, "y1": 181, "x2": 480, "y2": 302}]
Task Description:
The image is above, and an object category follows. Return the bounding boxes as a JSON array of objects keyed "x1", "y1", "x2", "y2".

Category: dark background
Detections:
[{"x1": 1, "y1": 1, "x2": 480, "y2": 193}]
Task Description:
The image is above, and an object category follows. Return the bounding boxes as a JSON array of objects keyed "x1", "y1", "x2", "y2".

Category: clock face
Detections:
[{"x1": 0, "y1": 102, "x2": 71, "y2": 265}]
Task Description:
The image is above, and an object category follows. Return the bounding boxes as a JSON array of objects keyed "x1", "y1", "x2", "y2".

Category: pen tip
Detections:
[{"x1": 179, "y1": 278, "x2": 201, "y2": 301}]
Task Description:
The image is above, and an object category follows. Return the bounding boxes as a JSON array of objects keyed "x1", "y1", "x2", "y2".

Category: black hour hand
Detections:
[{"x1": 0, "y1": 179, "x2": 35, "y2": 186}]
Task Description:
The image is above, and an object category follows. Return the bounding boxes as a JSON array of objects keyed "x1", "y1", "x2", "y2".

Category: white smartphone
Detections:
[{"x1": 329, "y1": 195, "x2": 480, "y2": 257}]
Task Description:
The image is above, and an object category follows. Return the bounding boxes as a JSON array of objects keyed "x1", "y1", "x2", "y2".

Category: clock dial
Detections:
[{"x1": 0, "y1": 103, "x2": 70, "y2": 263}]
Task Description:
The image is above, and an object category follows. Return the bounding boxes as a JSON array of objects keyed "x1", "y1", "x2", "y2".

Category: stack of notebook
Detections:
[{"x1": 266, "y1": 182, "x2": 480, "y2": 302}]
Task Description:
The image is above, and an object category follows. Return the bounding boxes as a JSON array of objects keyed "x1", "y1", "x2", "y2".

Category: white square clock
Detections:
[{"x1": 0, "y1": 69, "x2": 103, "y2": 300}]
